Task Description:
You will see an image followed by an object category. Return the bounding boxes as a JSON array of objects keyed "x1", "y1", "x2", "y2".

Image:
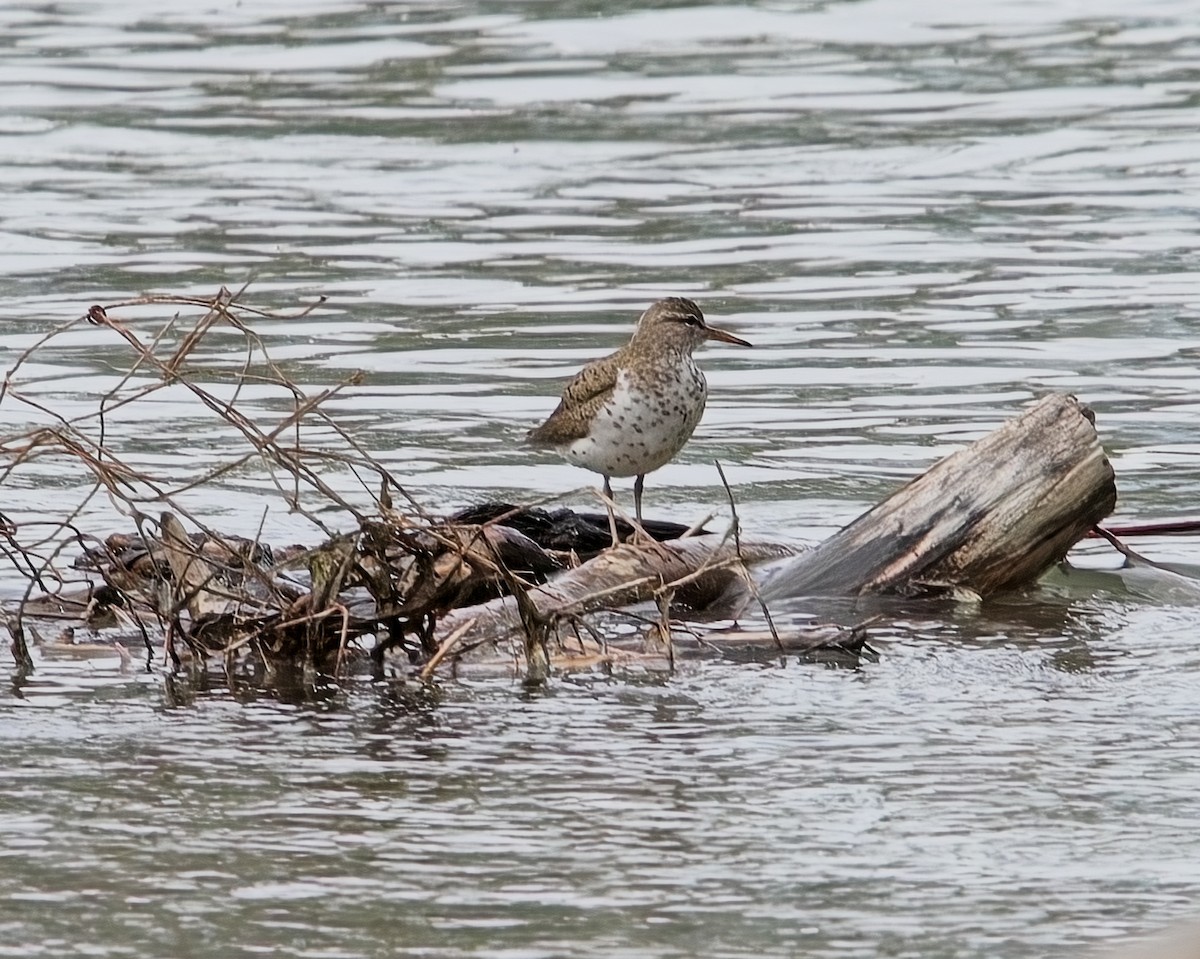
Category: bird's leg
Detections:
[
  {"x1": 603, "y1": 474, "x2": 620, "y2": 547},
  {"x1": 631, "y1": 473, "x2": 655, "y2": 545}
]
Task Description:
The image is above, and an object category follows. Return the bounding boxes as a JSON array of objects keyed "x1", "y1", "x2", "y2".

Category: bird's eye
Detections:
[{"x1": 681, "y1": 312, "x2": 703, "y2": 327}]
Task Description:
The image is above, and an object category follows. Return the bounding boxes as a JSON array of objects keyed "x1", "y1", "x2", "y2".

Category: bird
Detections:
[{"x1": 526, "y1": 297, "x2": 751, "y2": 544}]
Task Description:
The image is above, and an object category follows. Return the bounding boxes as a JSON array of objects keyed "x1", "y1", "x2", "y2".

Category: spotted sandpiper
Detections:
[{"x1": 526, "y1": 297, "x2": 752, "y2": 543}]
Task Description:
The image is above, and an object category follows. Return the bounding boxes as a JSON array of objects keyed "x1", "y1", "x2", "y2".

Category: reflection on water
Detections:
[{"x1": 4, "y1": 0, "x2": 1200, "y2": 957}]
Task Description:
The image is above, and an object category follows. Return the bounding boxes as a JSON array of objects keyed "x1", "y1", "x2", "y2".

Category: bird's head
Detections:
[{"x1": 635, "y1": 297, "x2": 752, "y2": 352}]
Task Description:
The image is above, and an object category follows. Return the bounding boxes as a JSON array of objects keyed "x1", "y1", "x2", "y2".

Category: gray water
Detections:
[{"x1": 5, "y1": 1, "x2": 1200, "y2": 956}]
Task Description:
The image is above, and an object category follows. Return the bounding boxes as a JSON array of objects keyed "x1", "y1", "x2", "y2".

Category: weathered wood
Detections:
[
  {"x1": 159, "y1": 512, "x2": 233, "y2": 622},
  {"x1": 755, "y1": 392, "x2": 1116, "y2": 604},
  {"x1": 421, "y1": 620, "x2": 869, "y2": 678},
  {"x1": 433, "y1": 536, "x2": 795, "y2": 654}
]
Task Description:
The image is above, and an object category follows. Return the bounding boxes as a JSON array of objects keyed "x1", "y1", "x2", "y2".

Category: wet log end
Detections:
[{"x1": 757, "y1": 393, "x2": 1117, "y2": 603}]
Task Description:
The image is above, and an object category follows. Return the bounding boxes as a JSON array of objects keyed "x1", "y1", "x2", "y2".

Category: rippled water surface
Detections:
[{"x1": 4, "y1": 0, "x2": 1200, "y2": 956}]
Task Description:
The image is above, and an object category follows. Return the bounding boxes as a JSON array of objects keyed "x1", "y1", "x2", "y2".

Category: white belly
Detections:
[{"x1": 564, "y1": 364, "x2": 707, "y2": 478}]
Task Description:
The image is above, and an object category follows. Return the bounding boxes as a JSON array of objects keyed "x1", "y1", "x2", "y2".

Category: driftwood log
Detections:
[
  {"x1": 431, "y1": 535, "x2": 794, "y2": 665},
  {"x1": 753, "y1": 391, "x2": 1117, "y2": 606},
  {"x1": 436, "y1": 393, "x2": 1117, "y2": 658}
]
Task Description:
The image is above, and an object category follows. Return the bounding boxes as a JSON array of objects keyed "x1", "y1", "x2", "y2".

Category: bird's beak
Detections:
[{"x1": 705, "y1": 325, "x2": 752, "y2": 347}]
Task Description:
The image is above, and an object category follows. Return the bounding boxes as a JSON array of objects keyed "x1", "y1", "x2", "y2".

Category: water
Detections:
[{"x1": 4, "y1": 0, "x2": 1200, "y2": 956}]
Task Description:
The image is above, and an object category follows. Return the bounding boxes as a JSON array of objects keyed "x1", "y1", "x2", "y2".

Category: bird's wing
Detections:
[
  {"x1": 560, "y1": 350, "x2": 621, "y2": 408},
  {"x1": 526, "y1": 350, "x2": 622, "y2": 446}
]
